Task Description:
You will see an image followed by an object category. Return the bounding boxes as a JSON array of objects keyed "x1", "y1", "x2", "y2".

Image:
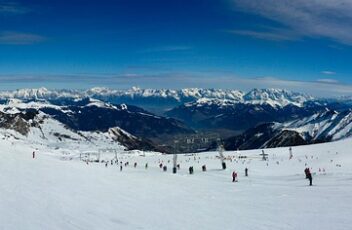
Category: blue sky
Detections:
[{"x1": 0, "y1": 0, "x2": 352, "y2": 96}]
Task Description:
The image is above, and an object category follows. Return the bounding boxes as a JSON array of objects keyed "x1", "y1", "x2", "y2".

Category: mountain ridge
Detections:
[{"x1": 0, "y1": 87, "x2": 314, "y2": 108}]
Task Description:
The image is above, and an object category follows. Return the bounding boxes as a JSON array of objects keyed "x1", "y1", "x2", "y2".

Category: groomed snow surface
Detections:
[{"x1": 1, "y1": 137, "x2": 351, "y2": 230}]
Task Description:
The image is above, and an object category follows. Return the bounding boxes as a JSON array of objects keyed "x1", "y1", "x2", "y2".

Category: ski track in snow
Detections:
[{"x1": 0, "y1": 138, "x2": 351, "y2": 230}]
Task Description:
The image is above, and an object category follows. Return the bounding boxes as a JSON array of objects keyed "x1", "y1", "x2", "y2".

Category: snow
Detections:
[
  {"x1": 242, "y1": 88, "x2": 312, "y2": 107},
  {"x1": 0, "y1": 134, "x2": 351, "y2": 229},
  {"x1": 109, "y1": 127, "x2": 137, "y2": 140},
  {"x1": 86, "y1": 99, "x2": 117, "y2": 109},
  {"x1": 0, "y1": 99, "x2": 64, "y2": 112},
  {"x1": 0, "y1": 87, "x2": 312, "y2": 108},
  {"x1": 137, "y1": 112, "x2": 161, "y2": 119},
  {"x1": 186, "y1": 98, "x2": 239, "y2": 108},
  {"x1": 182, "y1": 88, "x2": 314, "y2": 110},
  {"x1": 0, "y1": 112, "x2": 128, "y2": 161},
  {"x1": 0, "y1": 87, "x2": 82, "y2": 100},
  {"x1": 120, "y1": 103, "x2": 128, "y2": 110},
  {"x1": 283, "y1": 110, "x2": 352, "y2": 141}
]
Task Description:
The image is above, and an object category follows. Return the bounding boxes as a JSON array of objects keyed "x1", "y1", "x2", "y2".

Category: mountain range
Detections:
[
  {"x1": 222, "y1": 109, "x2": 352, "y2": 150},
  {"x1": 0, "y1": 87, "x2": 351, "y2": 152},
  {"x1": 0, "y1": 87, "x2": 313, "y2": 111},
  {"x1": 0, "y1": 98, "x2": 194, "y2": 153}
]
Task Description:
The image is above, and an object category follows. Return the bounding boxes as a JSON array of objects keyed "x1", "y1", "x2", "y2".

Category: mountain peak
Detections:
[{"x1": 243, "y1": 88, "x2": 312, "y2": 107}]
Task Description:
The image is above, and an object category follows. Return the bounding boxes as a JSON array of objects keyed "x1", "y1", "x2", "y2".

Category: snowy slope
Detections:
[
  {"x1": 0, "y1": 112, "x2": 126, "y2": 154},
  {"x1": 0, "y1": 134, "x2": 351, "y2": 229},
  {"x1": 0, "y1": 98, "x2": 193, "y2": 149},
  {"x1": 222, "y1": 109, "x2": 352, "y2": 151},
  {"x1": 284, "y1": 109, "x2": 352, "y2": 141},
  {"x1": 0, "y1": 100, "x2": 162, "y2": 153}
]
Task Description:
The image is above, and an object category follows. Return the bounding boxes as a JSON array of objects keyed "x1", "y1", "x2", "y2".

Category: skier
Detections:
[
  {"x1": 145, "y1": 163, "x2": 148, "y2": 169},
  {"x1": 32, "y1": 151, "x2": 35, "y2": 159},
  {"x1": 245, "y1": 168, "x2": 248, "y2": 177},
  {"x1": 105, "y1": 162, "x2": 108, "y2": 168},
  {"x1": 134, "y1": 162, "x2": 137, "y2": 168},
  {"x1": 232, "y1": 171, "x2": 238, "y2": 182},
  {"x1": 120, "y1": 165, "x2": 123, "y2": 171},
  {"x1": 307, "y1": 171, "x2": 313, "y2": 186},
  {"x1": 189, "y1": 166, "x2": 194, "y2": 174},
  {"x1": 304, "y1": 168, "x2": 313, "y2": 186},
  {"x1": 304, "y1": 168, "x2": 309, "y2": 179}
]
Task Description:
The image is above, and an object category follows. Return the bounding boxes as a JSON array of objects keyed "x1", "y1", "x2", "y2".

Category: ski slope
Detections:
[{"x1": 0, "y1": 137, "x2": 351, "y2": 230}]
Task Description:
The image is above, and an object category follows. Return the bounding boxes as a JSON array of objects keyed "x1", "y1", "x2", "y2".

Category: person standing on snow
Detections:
[
  {"x1": 32, "y1": 151, "x2": 35, "y2": 159},
  {"x1": 245, "y1": 168, "x2": 248, "y2": 177},
  {"x1": 232, "y1": 171, "x2": 238, "y2": 182},
  {"x1": 307, "y1": 170, "x2": 313, "y2": 186},
  {"x1": 304, "y1": 168, "x2": 309, "y2": 179},
  {"x1": 304, "y1": 168, "x2": 313, "y2": 186},
  {"x1": 189, "y1": 166, "x2": 194, "y2": 174}
]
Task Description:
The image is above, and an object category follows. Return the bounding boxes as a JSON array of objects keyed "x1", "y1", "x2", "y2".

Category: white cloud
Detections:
[
  {"x1": 317, "y1": 78, "x2": 339, "y2": 84},
  {"x1": 231, "y1": 0, "x2": 352, "y2": 45},
  {"x1": 0, "y1": 32, "x2": 46, "y2": 45},
  {"x1": 321, "y1": 71, "x2": 336, "y2": 75},
  {"x1": 241, "y1": 76, "x2": 351, "y2": 97}
]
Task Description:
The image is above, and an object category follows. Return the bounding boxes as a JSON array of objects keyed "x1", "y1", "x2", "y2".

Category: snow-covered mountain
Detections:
[
  {"x1": 0, "y1": 87, "x2": 351, "y2": 153},
  {"x1": 87, "y1": 87, "x2": 246, "y2": 102},
  {"x1": 0, "y1": 109, "x2": 150, "y2": 153},
  {"x1": 177, "y1": 88, "x2": 314, "y2": 109},
  {"x1": 166, "y1": 98, "x2": 328, "y2": 134},
  {"x1": 284, "y1": 109, "x2": 352, "y2": 141},
  {"x1": 0, "y1": 87, "x2": 82, "y2": 100},
  {"x1": 242, "y1": 88, "x2": 313, "y2": 107},
  {"x1": 0, "y1": 87, "x2": 244, "y2": 102},
  {"x1": 223, "y1": 109, "x2": 352, "y2": 150},
  {"x1": 0, "y1": 98, "x2": 194, "y2": 153},
  {"x1": 0, "y1": 87, "x2": 314, "y2": 111}
]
